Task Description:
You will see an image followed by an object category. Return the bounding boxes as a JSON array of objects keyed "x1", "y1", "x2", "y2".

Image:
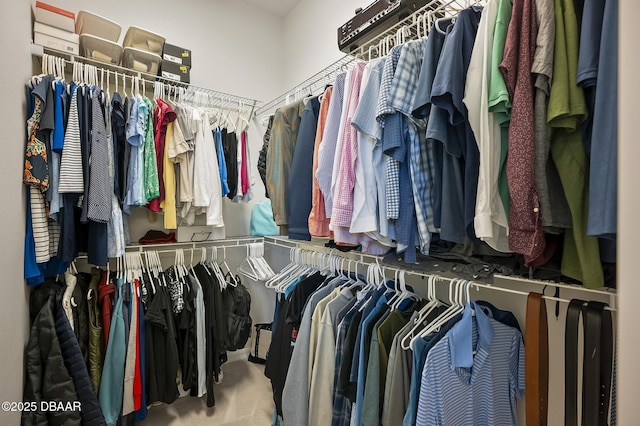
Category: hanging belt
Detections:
[
  {"x1": 526, "y1": 292, "x2": 549, "y2": 426},
  {"x1": 565, "y1": 299, "x2": 613, "y2": 426}
]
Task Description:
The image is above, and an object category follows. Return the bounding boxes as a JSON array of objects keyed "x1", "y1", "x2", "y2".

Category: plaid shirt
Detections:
[
  {"x1": 389, "y1": 39, "x2": 436, "y2": 253},
  {"x1": 332, "y1": 62, "x2": 368, "y2": 226},
  {"x1": 331, "y1": 297, "x2": 368, "y2": 426},
  {"x1": 377, "y1": 47, "x2": 403, "y2": 220}
]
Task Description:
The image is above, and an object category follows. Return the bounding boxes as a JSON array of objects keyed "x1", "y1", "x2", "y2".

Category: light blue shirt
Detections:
[
  {"x1": 315, "y1": 72, "x2": 346, "y2": 217},
  {"x1": 415, "y1": 302, "x2": 525, "y2": 426},
  {"x1": 124, "y1": 97, "x2": 144, "y2": 213},
  {"x1": 352, "y1": 58, "x2": 396, "y2": 241}
]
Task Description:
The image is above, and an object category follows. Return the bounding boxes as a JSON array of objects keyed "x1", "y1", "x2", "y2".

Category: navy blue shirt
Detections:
[
  {"x1": 428, "y1": 8, "x2": 483, "y2": 243},
  {"x1": 287, "y1": 96, "x2": 321, "y2": 241}
]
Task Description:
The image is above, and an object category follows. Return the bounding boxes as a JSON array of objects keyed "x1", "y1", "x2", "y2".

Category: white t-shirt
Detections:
[{"x1": 463, "y1": 0, "x2": 511, "y2": 252}]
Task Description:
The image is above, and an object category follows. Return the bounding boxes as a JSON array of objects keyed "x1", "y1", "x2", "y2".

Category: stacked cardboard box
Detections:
[
  {"x1": 161, "y1": 43, "x2": 192, "y2": 83},
  {"x1": 34, "y1": 1, "x2": 79, "y2": 54}
]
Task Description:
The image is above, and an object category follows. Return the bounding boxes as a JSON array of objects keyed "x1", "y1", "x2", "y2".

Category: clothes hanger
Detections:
[
  {"x1": 275, "y1": 248, "x2": 310, "y2": 293},
  {"x1": 207, "y1": 247, "x2": 226, "y2": 289},
  {"x1": 266, "y1": 247, "x2": 298, "y2": 288},
  {"x1": 410, "y1": 278, "x2": 467, "y2": 348},
  {"x1": 238, "y1": 244, "x2": 261, "y2": 282},
  {"x1": 401, "y1": 274, "x2": 441, "y2": 350},
  {"x1": 218, "y1": 246, "x2": 238, "y2": 287}
]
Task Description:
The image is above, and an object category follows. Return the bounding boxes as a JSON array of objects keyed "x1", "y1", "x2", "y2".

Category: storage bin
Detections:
[
  {"x1": 121, "y1": 47, "x2": 161, "y2": 75},
  {"x1": 122, "y1": 26, "x2": 165, "y2": 55},
  {"x1": 80, "y1": 33, "x2": 122, "y2": 65},
  {"x1": 75, "y1": 11, "x2": 121, "y2": 42}
]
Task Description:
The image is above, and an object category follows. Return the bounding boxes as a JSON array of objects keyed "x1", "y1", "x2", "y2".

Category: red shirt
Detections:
[
  {"x1": 148, "y1": 99, "x2": 176, "y2": 212},
  {"x1": 97, "y1": 271, "x2": 115, "y2": 349}
]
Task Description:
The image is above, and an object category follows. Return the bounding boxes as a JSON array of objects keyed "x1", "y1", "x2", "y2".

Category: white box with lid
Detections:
[{"x1": 75, "y1": 11, "x2": 122, "y2": 42}]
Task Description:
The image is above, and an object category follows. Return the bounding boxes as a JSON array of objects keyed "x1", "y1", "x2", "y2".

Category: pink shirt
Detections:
[
  {"x1": 241, "y1": 131, "x2": 249, "y2": 194},
  {"x1": 331, "y1": 61, "x2": 367, "y2": 227}
]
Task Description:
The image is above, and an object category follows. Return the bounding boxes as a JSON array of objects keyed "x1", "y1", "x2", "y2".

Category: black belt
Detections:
[{"x1": 565, "y1": 299, "x2": 613, "y2": 426}]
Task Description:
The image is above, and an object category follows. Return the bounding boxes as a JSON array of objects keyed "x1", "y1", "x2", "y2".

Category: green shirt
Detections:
[
  {"x1": 548, "y1": 0, "x2": 603, "y2": 288},
  {"x1": 488, "y1": 0, "x2": 512, "y2": 218},
  {"x1": 143, "y1": 97, "x2": 159, "y2": 201}
]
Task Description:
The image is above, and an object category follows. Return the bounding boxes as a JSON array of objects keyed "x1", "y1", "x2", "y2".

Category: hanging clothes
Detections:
[
  {"x1": 266, "y1": 100, "x2": 306, "y2": 227},
  {"x1": 288, "y1": 96, "x2": 321, "y2": 241}
]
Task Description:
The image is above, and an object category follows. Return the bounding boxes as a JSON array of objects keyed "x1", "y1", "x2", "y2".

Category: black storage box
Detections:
[
  {"x1": 160, "y1": 60, "x2": 191, "y2": 83},
  {"x1": 162, "y1": 43, "x2": 192, "y2": 67}
]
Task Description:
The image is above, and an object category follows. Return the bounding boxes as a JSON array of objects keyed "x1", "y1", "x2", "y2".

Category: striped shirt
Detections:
[
  {"x1": 59, "y1": 87, "x2": 84, "y2": 193},
  {"x1": 415, "y1": 302, "x2": 525, "y2": 426},
  {"x1": 30, "y1": 187, "x2": 50, "y2": 264}
]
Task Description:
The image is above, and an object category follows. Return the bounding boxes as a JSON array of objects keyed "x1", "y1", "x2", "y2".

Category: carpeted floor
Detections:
[{"x1": 139, "y1": 360, "x2": 274, "y2": 425}]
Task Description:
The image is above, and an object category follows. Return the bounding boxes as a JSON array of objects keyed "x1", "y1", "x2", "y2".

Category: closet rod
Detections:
[
  {"x1": 74, "y1": 237, "x2": 265, "y2": 260},
  {"x1": 263, "y1": 236, "x2": 617, "y2": 300},
  {"x1": 465, "y1": 280, "x2": 617, "y2": 312},
  {"x1": 265, "y1": 243, "x2": 616, "y2": 311},
  {"x1": 32, "y1": 44, "x2": 261, "y2": 108},
  {"x1": 253, "y1": 54, "x2": 357, "y2": 117}
]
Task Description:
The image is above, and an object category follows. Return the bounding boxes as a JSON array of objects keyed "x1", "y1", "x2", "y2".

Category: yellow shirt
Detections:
[{"x1": 161, "y1": 122, "x2": 177, "y2": 229}]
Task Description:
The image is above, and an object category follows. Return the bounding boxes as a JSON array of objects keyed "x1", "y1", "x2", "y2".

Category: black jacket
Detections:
[
  {"x1": 55, "y1": 301, "x2": 105, "y2": 426},
  {"x1": 22, "y1": 281, "x2": 81, "y2": 426}
]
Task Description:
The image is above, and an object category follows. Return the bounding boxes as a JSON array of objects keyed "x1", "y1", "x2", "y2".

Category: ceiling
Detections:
[{"x1": 242, "y1": 0, "x2": 302, "y2": 18}]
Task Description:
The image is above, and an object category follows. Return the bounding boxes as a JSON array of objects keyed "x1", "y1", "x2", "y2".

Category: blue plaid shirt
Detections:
[{"x1": 377, "y1": 46, "x2": 403, "y2": 220}]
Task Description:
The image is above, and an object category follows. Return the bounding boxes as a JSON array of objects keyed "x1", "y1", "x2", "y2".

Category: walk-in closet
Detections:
[{"x1": 1, "y1": 0, "x2": 638, "y2": 425}]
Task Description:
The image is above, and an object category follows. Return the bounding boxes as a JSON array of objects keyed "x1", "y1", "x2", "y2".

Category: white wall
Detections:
[
  {"x1": 0, "y1": 2, "x2": 33, "y2": 424},
  {"x1": 617, "y1": 0, "x2": 637, "y2": 423},
  {"x1": 281, "y1": 0, "x2": 364, "y2": 88},
  {"x1": 46, "y1": 0, "x2": 284, "y2": 100}
]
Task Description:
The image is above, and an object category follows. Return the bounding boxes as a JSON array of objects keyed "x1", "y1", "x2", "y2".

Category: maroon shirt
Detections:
[
  {"x1": 499, "y1": 0, "x2": 546, "y2": 264},
  {"x1": 148, "y1": 99, "x2": 177, "y2": 212},
  {"x1": 97, "y1": 270, "x2": 115, "y2": 349}
]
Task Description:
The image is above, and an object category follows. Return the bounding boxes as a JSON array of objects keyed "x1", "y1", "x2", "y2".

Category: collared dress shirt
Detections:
[
  {"x1": 464, "y1": 1, "x2": 511, "y2": 252},
  {"x1": 266, "y1": 100, "x2": 306, "y2": 225},
  {"x1": 500, "y1": 0, "x2": 546, "y2": 263},
  {"x1": 309, "y1": 86, "x2": 334, "y2": 237},
  {"x1": 316, "y1": 73, "x2": 347, "y2": 219}
]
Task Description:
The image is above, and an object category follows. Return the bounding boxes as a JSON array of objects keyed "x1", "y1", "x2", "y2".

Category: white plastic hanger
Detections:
[
  {"x1": 218, "y1": 246, "x2": 238, "y2": 287},
  {"x1": 409, "y1": 279, "x2": 468, "y2": 349},
  {"x1": 401, "y1": 274, "x2": 440, "y2": 350}
]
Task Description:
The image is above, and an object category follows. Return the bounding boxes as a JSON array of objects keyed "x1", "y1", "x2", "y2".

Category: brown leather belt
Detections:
[{"x1": 526, "y1": 292, "x2": 549, "y2": 426}]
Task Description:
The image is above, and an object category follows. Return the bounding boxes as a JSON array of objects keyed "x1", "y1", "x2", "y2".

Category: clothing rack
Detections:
[
  {"x1": 252, "y1": 0, "x2": 484, "y2": 117},
  {"x1": 264, "y1": 236, "x2": 617, "y2": 311},
  {"x1": 253, "y1": 54, "x2": 357, "y2": 117},
  {"x1": 74, "y1": 237, "x2": 264, "y2": 259},
  {"x1": 31, "y1": 44, "x2": 260, "y2": 116},
  {"x1": 350, "y1": 0, "x2": 484, "y2": 60}
]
